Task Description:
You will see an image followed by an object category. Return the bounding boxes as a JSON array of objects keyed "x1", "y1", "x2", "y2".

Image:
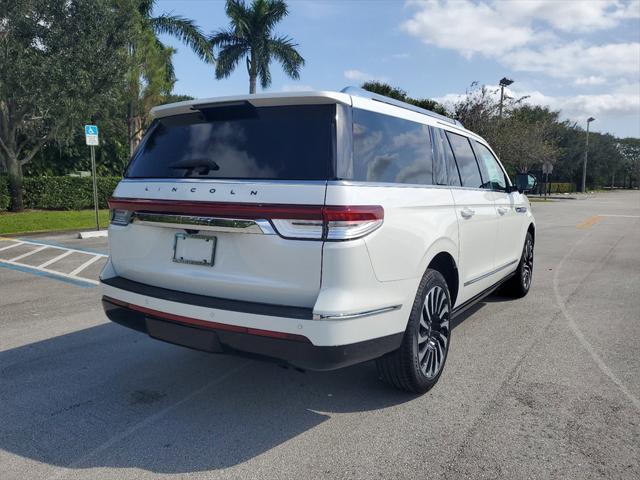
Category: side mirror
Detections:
[{"x1": 515, "y1": 173, "x2": 537, "y2": 193}]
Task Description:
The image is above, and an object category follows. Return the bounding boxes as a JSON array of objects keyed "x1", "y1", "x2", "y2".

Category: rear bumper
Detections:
[{"x1": 102, "y1": 297, "x2": 403, "y2": 371}]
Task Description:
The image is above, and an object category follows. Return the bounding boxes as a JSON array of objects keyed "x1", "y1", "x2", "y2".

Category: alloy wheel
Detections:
[
  {"x1": 522, "y1": 238, "x2": 534, "y2": 290},
  {"x1": 418, "y1": 285, "x2": 450, "y2": 379}
]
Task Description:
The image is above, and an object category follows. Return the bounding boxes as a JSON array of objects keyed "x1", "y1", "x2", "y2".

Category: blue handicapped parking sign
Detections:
[{"x1": 85, "y1": 125, "x2": 99, "y2": 136}]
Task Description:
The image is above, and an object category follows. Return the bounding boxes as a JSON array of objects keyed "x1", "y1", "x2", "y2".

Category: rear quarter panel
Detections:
[{"x1": 324, "y1": 183, "x2": 459, "y2": 282}]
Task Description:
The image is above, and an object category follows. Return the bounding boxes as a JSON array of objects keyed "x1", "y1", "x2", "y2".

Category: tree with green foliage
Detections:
[
  {"x1": 126, "y1": 0, "x2": 213, "y2": 155},
  {"x1": 0, "y1": 0, "x2": 131, "y2": 211},
  {"x1": 617, "y1": 138, "x2": 640, "y2": 188},
  {"x1": 210, "y1": 0, "x2": 305, "y2": 94},
  {"x1": 451, "y1": 83, "x2": 561, "y2": 175},
  {"x1": 361, "y1": 81, "x2": 448, "y2": 116}
]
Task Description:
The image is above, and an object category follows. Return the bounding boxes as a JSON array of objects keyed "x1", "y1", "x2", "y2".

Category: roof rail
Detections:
[{"x1": 341, "y1": 86, "x2": 463, "y2": 128}]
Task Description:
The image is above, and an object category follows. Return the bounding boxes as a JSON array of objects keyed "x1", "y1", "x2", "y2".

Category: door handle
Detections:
[
  {"x1": 497, "y1": 206, "x2": 509, "y2": 215},
  {"x1": 460, "y1": 207, "x2": 475, "y2": 219}
]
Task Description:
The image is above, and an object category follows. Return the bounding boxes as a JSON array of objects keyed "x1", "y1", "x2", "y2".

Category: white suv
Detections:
[{"x1": 101, "y1": 87, "x2": 535, "y2": 393}]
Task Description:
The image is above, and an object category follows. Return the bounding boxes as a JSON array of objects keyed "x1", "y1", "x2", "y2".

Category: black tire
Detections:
[
  {"x1": 376, "y1": 269, "x2": 452, "y2": 394},
  {"x1": 501, "y1": 231, "x2": 534, "y2": 298}
]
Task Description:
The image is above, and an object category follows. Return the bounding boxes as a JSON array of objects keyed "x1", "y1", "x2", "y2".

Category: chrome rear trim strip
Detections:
[
  {"x1": 132, "y1": 213, "x2": 275, "y2": 234},
  {"x1": 313, "y1": 304, "x2": 402, "y2": 321}
]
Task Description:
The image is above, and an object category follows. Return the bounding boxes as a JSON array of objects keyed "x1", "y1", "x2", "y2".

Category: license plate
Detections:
[{"x1": 173, "y1": 233, "x2": 216, "y2": 266}]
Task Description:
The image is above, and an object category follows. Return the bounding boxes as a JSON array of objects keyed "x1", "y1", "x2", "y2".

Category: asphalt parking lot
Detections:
[{"x1": 1, "y1": 191, "x2": 639, "y2": 480}]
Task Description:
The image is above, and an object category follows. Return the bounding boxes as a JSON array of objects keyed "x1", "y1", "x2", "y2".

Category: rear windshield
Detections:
[{"x1": 126, "y1": 104, "x2": 336, "y2": 180}]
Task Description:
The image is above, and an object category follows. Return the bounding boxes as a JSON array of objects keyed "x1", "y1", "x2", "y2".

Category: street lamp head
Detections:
[
  {"x1": 587, "y1": 117, "x2": 595, "y2": 123},
  {"x1": 499, "y1": 77, "x2": 514, "y2": 87}
]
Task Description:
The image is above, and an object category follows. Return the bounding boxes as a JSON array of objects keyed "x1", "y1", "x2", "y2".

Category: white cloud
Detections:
[
  {"x1": 280, "y1": 84, "x2": 314, "y2": 92},
  {"x1": 402, "y1": 0, "x2": 640, "y2": 81},
  {"x1": 497, "y1": 0, "x2": 639, "y2": 32},
  {"x1": 402, "y1": 0, "x2": 535, "y2": 58},
  {"x1": 435, "y1": 84, "x2": 640, "y2": 126},
  {"x1": 344, "y1": 69, "x2": 388, "y2": 82},
  {"x1": 574, "y1": 76, "x2": 607, "y2": 86},
  {"x1": 503, "y1": 42, "x2": 640, "y2": 79}
]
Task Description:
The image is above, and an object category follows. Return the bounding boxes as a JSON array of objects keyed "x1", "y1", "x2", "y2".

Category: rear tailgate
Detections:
[
  {"x1": 107, "y1": 102, "x2": 339, "y2": 309},
  {"x1": 108, "y1": 181, "x2": 326, "y2": 308}
]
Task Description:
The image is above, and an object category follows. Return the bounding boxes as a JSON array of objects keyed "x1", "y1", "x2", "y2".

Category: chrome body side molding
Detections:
[{"x1": 464, "y1": 259, "x2": 519, "y2": 287}]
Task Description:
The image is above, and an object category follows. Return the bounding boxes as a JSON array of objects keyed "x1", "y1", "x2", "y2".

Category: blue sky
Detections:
[{"x1": 155, "y1": 0, "x2": 640, "y2": 138}]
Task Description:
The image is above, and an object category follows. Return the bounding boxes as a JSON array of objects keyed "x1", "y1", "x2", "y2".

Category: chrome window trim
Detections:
[{"x1": 327, "y1": 180, "x2": 511, "y2": 193}]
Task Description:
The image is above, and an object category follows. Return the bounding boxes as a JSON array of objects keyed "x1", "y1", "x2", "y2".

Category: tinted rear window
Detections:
[
  {"x1": 126, "y1": 104, "x2": 335, "y2": 180},
  {"x1": 352, "y1": 109, "x2": 433, "y2": 184}
]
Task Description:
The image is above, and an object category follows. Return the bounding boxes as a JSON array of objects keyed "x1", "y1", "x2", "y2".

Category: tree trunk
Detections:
[
  {"x1": 129, "y1": 113, "x2": 142, "y2": 157},
  {"x1": 128, "y1": 93, "x2": 143, "y2": 157},
  {"x1": 249, "y1": 50, "x2": 257, "y2": 94},
  {"x1": 6, "y1": 155, "x2": 24, "y2": 212}
]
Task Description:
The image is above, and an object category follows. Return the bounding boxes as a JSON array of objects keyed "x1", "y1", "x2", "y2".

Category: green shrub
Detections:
[
  {"x1": 549, "y1": 182, "x2": 575, "y2": 194},
  {"x1": 0, "y1": 176, "x2": 9, "y2": 210},
  {"x1": 0, "y1": 176, "x2": 121, "y2": 211}
]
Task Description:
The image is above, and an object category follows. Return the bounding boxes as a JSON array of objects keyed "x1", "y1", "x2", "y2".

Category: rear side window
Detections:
[
  {"x1": 446, "y1": 132, "x2": 483, "y2": 188},
  {"x1": 352, "y1": 109, "x2": 433, "y2": 184},
  {"x1": 473, "y1": 141, "x2": 507, "y2": 190},
  {"x1": 126, "y1": 104, "x2": 335, "y2": 180},
  {"x1": 431, "y1": 127, "x2": 460, "y2": 186}
]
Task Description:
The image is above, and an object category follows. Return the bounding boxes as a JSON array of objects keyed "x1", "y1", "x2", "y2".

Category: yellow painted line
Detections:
[{"x1": 576, "y1": 215, "x2": 603, "y2": 229}]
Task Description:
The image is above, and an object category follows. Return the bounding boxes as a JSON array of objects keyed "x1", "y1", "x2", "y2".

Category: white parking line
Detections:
[
  {"x1": 38, "y1": 249, "x2": 74, "y2": 268},
  {"x1": 0, "y1": 257, "x2": 100, "y2": 285},
  {"x1": 0, "y1": 239, "x2": 106, "y2": 286},
  {"x1": 68, "y1": 254, "x2": 103, "y2": 276},
  {"x1": 8, "y1": 245, "x2": 48, "y2": 262},
  {"x1": 0, "y1": 241, "x2": 24, "y2": 252},
  {"x1": 18, "y1": 238, "x2": 107, "y2": 257}
]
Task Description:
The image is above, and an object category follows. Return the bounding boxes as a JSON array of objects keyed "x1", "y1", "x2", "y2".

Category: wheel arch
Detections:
[
  {"x1": 416, "y1": 238, "x2": 460, "y2": 308},
  {"x1": 527, "y1": 222, "x2": 536, "y2": 244},
  {"x1": 427, "y1": 252, "x2": 459, "y2": 308}
]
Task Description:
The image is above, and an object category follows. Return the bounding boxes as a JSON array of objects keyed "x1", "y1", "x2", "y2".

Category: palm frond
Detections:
[
  {"x1": 268, "y1": 35, "x2": 304, "y2": 79},
  {"x1": 209, "y1": 28, "x2": 243, "y2": 48},
  {"x1": 261, "y1": 0, "x2": 288, "y2": 32},
  {"x1": 215, "y1": 43, "x2": 249, "y2": 79},
  {"x1": 151, "y1": 14, "x2": 214, "y2": 63},
  {"x1": 225, "y1": 0, "x2": 251, "y2": 36},
  {"x1": 257, "y1": 49, "x2": 272, "y2": 89}
]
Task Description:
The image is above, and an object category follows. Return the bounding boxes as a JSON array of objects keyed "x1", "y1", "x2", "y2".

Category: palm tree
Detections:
[
  {"x1": 127, "y1": 1, "x2": 214, "y2": 155},
  {"x1": 210, "y1": 0, "x2": 305, "y2": 94}
]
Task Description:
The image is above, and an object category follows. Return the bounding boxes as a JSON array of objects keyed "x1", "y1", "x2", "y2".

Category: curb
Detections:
[{"x1": 78, "y1": 230, "x2": 108, "y2": 239}]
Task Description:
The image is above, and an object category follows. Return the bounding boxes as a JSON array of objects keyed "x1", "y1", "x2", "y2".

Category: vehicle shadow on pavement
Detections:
[{"x1": 0, "y1": 323, "x2": 415, "y2": 474}]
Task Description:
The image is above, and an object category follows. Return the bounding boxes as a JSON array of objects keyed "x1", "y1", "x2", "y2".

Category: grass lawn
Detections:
[{"x1": 0, "y1": 209, "x2": 110, "y2": 235}]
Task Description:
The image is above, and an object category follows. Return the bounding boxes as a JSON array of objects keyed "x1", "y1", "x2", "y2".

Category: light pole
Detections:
[
  {"x1": 499, "y1": 77, "x2": 513, "y2": 118},
  {"x1": 581, "y1": 117, "x2": 595, "y2": 193}
]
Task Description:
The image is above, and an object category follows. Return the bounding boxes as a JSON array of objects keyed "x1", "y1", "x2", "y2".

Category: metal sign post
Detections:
[
  {"x1": 84, "y1": 125, "x2": 100, "y2": 230},
  {"x1": 542, "y1": 161, "x2": 554, "y2": 199}
]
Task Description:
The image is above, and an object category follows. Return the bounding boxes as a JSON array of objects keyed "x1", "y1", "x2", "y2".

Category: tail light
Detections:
[
  {"x1": 107, "y1": 198, "x2": 383, "y2": 241},
  {"x1": 272, "y1": 206, "x2": 383, "y2": 241},
  {"x1": 110, "y1": 209, "x2": 132, "y2": 226}
]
